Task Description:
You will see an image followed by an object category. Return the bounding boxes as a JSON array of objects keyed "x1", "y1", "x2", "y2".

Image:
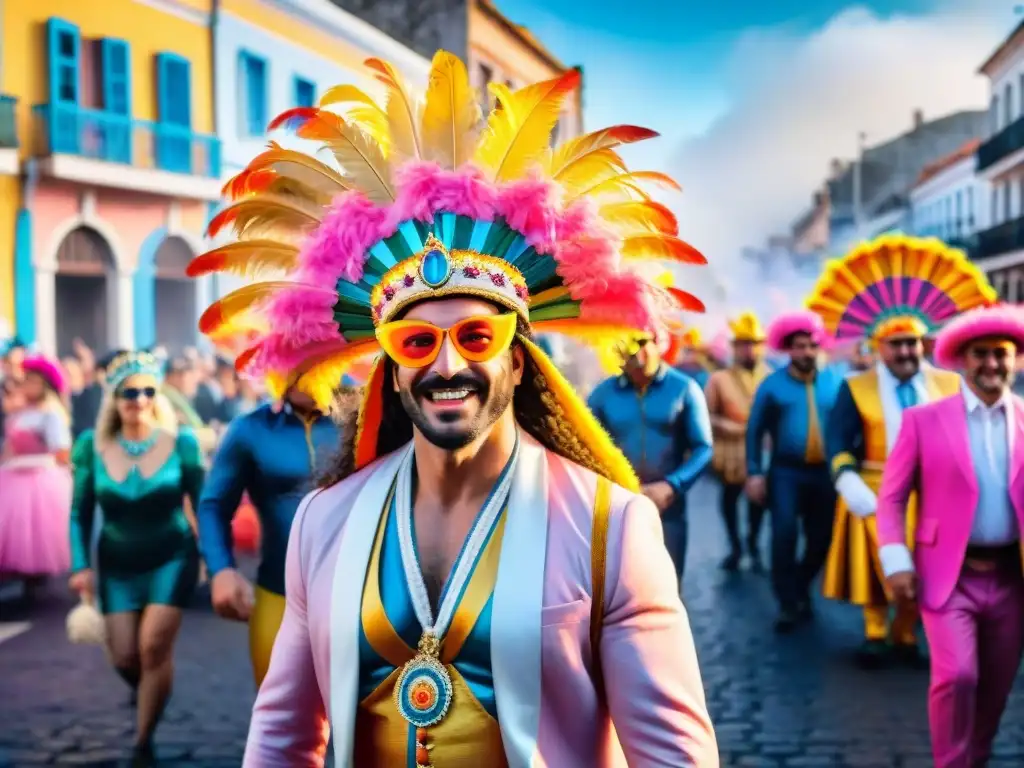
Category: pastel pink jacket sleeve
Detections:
[
  {"x1": 243, "y1": 494, "x2": 328, "y2": 767},
  {"x1": 876, "y1": 407, "x2": 920, "y2": 548},
  {"x1": 602, "y1": 495, "x2": 720, "y2": 767}
]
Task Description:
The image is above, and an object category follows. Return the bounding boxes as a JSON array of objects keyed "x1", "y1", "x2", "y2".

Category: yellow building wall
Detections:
[
  {"x1": 0, "y1": 176, "x2": 19, "y2": 329},
  {"x1": 1, "y1": 0, "x2": 215, "y2": 163},
  {"x1": 223, "y1": 0, "x2": 374, "y2": 71},
  {"x1": 468, "y1": 2, "x2": 582, "y2": 135}
]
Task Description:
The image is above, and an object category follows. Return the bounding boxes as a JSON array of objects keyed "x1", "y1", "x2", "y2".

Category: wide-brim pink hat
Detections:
[
  {"x1": 22, "y1": 355, "x2": 68, "y2": 396},
  {"x1": 933, "y1": 304, "x2": 1024, "y2": 369},
  {"x1": 766, "y1": 310, "x2": 830, "y2": 352}
]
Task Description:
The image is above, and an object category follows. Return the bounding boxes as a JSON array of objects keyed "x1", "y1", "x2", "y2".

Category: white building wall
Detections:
[
  {"x1": 988, "y1": 42, "x2": 1024, "y2": 138},
  {"x1": 213, "y1": 5, "x2": 429, "y2": 297},
  {"x1": 910, "y1": 154, "x2": 989, "y2": 238}
]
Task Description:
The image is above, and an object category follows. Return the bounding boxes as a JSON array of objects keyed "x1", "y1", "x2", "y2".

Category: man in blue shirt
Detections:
[
  {"x1": 746, "y1": 311, "x2": 842, "y2": 632},
  {"x1": 588, "y1": 333, "x2": 713, "y2": 584},
  {"x1": 197, "y1": 385, "x2": 340, "y2": 686}
]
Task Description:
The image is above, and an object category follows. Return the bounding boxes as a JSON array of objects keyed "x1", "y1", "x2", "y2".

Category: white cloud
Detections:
[{"x1": 664, "y1": 0, "x2": 1008, "y2": 327}]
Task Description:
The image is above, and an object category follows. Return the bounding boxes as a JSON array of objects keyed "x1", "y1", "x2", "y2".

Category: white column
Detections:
[
  {"x1": 111, "y1": 269, "x2": 135, "y2": 350},
  {"x1": 34, "y1": 266, "x2": 57, "y2": 355}
]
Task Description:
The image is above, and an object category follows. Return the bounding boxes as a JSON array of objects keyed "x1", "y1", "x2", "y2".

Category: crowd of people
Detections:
[{"x1": 1, "y1": 49, "x2": 1023, "y2": 768}]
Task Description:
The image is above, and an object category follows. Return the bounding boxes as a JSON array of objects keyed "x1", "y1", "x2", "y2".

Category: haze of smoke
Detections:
[{"x1": 668, "y1": 0, "x2": 1005, "y2": 332}]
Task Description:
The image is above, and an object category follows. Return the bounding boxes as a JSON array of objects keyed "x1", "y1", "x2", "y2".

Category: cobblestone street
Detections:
[{"x1": 1, "y1": 478, "x2": 1023, "y2": 766}]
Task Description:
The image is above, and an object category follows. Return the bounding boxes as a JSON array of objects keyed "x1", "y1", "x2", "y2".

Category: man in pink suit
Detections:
[
  {"x1": 209, "y1": 51, "x2": 719, "y2": 768},
  {"x1": 876, "y1": 305, "x2": 1024, "y2": 768}
]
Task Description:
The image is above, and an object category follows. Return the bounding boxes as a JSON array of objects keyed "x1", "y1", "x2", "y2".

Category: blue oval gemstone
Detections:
[{"x1": 421, "y1": 248, "x2": 450, "y2": 287}]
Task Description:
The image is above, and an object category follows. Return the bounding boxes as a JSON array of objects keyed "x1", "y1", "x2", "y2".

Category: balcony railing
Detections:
[
  {"x1": 0, "y1": 95, "x2": 16, "y2": 148},
  {"x1": 978, "y1": 114, "x2": 1024, "y2": 172},
  {"x1": 974, "y1": 215, "x2": 1024, "y2": 261},
  {"x1": 32, "y1": 103, "x2": 221, "y2": 178}
]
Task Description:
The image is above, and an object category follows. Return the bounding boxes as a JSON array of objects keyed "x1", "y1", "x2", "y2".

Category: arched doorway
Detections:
[
  {"x1": 154, "y1": 236, "x2": 197, "y2": 354},
  {"x1": 54, "y1": 227, "x2": 115, "y2": 356}
]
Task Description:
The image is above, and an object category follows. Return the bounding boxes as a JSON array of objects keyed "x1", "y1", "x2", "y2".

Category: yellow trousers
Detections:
[
  {"x1": 249, "y1": 586, "x2": 287, "y2": 687},
  {"x1": 863, "y1": 604, "x2": 918, "y2": 645}
]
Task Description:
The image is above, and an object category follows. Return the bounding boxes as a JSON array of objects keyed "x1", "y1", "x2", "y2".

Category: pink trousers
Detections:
[{"x1": 920, "y1": 563, "x2": 1024, "y2": 768}]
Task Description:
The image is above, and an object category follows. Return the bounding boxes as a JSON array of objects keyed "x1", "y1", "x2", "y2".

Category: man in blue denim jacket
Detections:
[{"x1": 588, "y1": 334, "x2": 713, "y2": 584}]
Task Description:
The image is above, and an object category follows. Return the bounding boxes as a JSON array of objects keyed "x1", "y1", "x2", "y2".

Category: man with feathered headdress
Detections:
[
  {"x1": 807, "y1": 234, "x2": 996, "y2": 669},
  {"x1": 704, "y1": 311, "x2": 772, "y2": 572},
  {"x1": 191, "y1": 52, "x2": 718, "y2": 766}
]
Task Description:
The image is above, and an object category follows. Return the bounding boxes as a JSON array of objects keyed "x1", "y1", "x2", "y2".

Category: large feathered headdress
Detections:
[
  {"x1": 190, "y1": 52, "x2": 708, "y2": 484},
  {"x1": 805, "y1": 234, "x2": 996, "y2": 342}
]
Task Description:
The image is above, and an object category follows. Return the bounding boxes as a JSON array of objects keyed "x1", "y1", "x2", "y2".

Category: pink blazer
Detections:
[
  {"x1": 244, "y1": 437, "x2": 719, "y2": 767},
  {"x1": 876, "y1": 393, "x2": 1024, "y2": 611}
]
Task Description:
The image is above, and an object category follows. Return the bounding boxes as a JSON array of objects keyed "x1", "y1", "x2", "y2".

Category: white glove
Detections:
[{"x1": 836, "y1": 471, "x2": 877, "y2": 518}]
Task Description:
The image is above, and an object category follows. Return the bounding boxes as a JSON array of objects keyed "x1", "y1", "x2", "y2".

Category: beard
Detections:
[
  {"x1": 398, "y1": 365, "x2": 516, "y2": 451},
  {"x1": 791, "y1": 355, "x2": 817, "y2": 374}
]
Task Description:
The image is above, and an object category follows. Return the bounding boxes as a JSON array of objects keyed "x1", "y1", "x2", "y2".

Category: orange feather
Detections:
[
  {"x1": 620, "y1": 235, "x2": 707, "y2": 265},
  {"x1": 267, "y1": 107, "x2": 319, "y2": 132},
  {"x1": 667, "y1": 287, "x2": 706, "y2": 313}
]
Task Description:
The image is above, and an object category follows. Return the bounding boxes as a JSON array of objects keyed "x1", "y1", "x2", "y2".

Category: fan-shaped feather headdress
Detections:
[
  {"x1": 805, "y1": 234, "x2": 997, "y2": 342},
  {"x1": 190, "y1": 51, "x2": 708, "y2": 484}
]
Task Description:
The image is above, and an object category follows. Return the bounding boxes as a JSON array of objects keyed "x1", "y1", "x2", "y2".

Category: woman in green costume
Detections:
[{"x1": 67, "y1": 351, "x2": 205, "y2": 767}]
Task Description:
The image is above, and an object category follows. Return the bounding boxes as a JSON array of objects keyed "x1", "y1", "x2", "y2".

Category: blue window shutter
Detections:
[
  {"x1": 156, "y1": 53, "x2": 192, "y2": 127},
  {"x1": 239, "y1": 52, "x2": 267, "y2": 135},
  {"x1": 47, "y1": 18, "x2": 80, "y2": 105},
  {"x1": 155, "y1": 53, "x2": 193, "y2": 173},
  {"x1": 100, "y1": 39, "x2": 131, "y2": 115},
  {"x1": 294, "y1": 77, "x2": 315, "y2": 108}
]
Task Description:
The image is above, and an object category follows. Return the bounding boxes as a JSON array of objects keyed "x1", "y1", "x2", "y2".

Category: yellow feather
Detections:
[
  {"x1": 186, "y1": 241, "x2": 300, "y2": 279},
  {"x1": 198, "y1": 281, "x2": 314, "y2": 335},
  {"x1": 421, "y1": 51, "x2": 481, "y2": 169},
  {"x1": 299, "y1": 113, "x2": 394, "y2": 203},
  {"x1": 556, "y1": 149, "x2": 626, "y2": 197},
  {"x1": 547, "y1": 125, "x2": 657, "y2": 191},
  {"x1": 599, "y1": 201, "x2": 678, "y2": 236},
  {"x1": 573, "y1": 170, "x2": 681, "y2": 203},
  {"x1": 365, "y1": 57, "x2": 422, "y2": 163},
  {"x1": 621, "y1": 234, "x2": 706, "y2": 265},
  {"x1": 230, "y1": 144, "x2": 352, "y2": 200},
  {"x1": 293, "y1": 339, "x2": 381, "y2": 410},
  {"x1": 347, "y1": 105, "x2": 392, "y2": 152},
  {"x1": 208, "y1": 195, "x2": 323, "y2": 241},
  {"x1": 473, "y1": 69, "x2": 581, "y2": 181}
]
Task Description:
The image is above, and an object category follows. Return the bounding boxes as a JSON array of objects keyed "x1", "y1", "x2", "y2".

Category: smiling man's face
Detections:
[{"x1": 391, "y1": 297, "x2": 524, "y2": 451}]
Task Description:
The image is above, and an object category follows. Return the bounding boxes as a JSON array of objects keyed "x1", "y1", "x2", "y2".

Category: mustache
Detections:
[{"x1": 413, "y1": 371, "x2": 486, "y2": 398}]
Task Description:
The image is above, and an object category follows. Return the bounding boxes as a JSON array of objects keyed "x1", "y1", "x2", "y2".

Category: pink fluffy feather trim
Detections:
[
  {"x1": 933, "y1": 304, "x2": 1024, "y2": 369},
  {"x1": 23, "y1": 355, "x2": 68, "y2": 396},
  {"x1": 766, "y1": 310, "x2": 828, "y2": 352},
  {"x1": 256, "y1": 162, "x2": 666, "y2": 376}
]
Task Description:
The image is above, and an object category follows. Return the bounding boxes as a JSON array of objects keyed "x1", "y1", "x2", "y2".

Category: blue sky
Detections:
[
  {"x1": 500, "y1": 0, "x2": 938, "y2": 142},
  {"x1": 495, "y1": 0, "x2": 1006, "y2": 320}
]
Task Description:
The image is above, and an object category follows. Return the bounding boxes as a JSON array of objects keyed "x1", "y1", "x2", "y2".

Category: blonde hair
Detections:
[{"x1": 95, "y1": 390, "x2": 179, "y2": 448}]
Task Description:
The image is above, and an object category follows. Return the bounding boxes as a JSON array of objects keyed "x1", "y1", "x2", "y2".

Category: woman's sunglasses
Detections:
[
  {"x1": 118, "y1": 386, "x2": 157, "y2": 402},
  {"x1": 376, "y1": 314, "x2": 518, "y2": 369}
]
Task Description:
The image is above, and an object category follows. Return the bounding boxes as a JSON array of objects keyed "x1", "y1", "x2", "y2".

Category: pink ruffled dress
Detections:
[{"x1": 0, "y1": 408, "x2": 73, "y2": 576}]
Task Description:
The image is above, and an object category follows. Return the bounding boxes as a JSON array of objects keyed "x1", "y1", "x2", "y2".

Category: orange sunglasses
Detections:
[{"x1": 375, "y1": 314, "x2": 519, "y2": 368}]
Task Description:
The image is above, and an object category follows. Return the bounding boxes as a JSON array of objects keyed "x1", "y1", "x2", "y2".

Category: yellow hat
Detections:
[{"x1": 727, "y1": 311, "x2": 766, "y2": 343}]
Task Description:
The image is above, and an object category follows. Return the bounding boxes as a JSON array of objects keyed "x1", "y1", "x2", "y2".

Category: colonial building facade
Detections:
[
  {"x1": 2, "y1": 0, "x2": 220, "y2": 356},
  {"x1": 909, "y1": 139, "x2": 988, "y2": 251},
  {"x1": 975, "y1": 19, "x2": 1024, "y2": 300}
]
